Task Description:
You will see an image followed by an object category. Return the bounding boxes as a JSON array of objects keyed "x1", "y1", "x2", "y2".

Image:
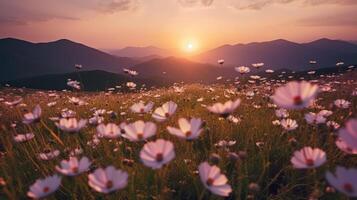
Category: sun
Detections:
[
  {"x1": 184, "y1": 41, "x2": 197, "y2": 53},
  {"x1": 187, "y1": 43, "x2": 193, "y2": 50}
]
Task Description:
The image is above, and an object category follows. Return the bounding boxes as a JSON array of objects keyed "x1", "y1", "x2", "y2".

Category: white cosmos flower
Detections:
[
  {"x1": 275, "y1": 108, "x2": 289, "y2": 118},
  {"x1": 140, "y1": 139, "x2": 175, "y2": 169},
  {"x1": 338, "y1": 118, "x2": 357, "y2": 149},
  {"x1": 235, "y1": 66, "x2": 250, "y2": 74},
  {"x1": 122, "y1": 120, "x2": 156, "y2": 141},
  {"x1": 167, "y1": 118, "x2": 203, "y2": 140},
  {"x1": 13, "y1": 133, "x2": 35, "y2": 143},
  {"x1": 96, "y1": 123, "x2": 121, "y2": 139},
  {"x1": 38, "y1": 149, "x2": 60, "y2": 161},
  {"x1": 326, "y1": 166, "x2": 357, "y2": 197},
  {"x1": 334, "y1": 99, "x2": 351, "y2": 109},
  {"x1": 252, "y1": 62, "x2": 264, "y2": 68},
  {"x1": 304, "y1": 112, "x2": 326, "y2": 125},
  {"x1": 271, "y1": 81, "x2": 319, "y2": 109},
  {"x1": 23, "y1": 105, "x2": 41, "y2": 124},
  {"x1": 207, "y1": 99, "x2": 241, "y2": 117},
  {"x1": 198, "y1": 162, "x2": 232, "y2": 197},
  {"x1": 290, "y1": 147, "x2": 326, "y2": 169},
  {"x1": 130, "y1": 101, "x2": 154, "y2": 114},
  {"x1": 55, "y1": 118, "x2": 87, "y2": 132},
  {"x1": 56, "y1": 156, "x2": 91, "y2": 176},
  {"x1": 88, "y1": 166, "x2": 128, "y2": 194},
  {"x1": 280, "y1": 118, "x2": 298, "y2": 131},
  {"x1": 152, "y1": 101, "x2": 177, "y2": 122},
  {"x1": 318, "y1": 110, "x2": 333, "y2": 117},
  {"x1": 27, "y1": 175, "x2": 61, "y2": 199}
]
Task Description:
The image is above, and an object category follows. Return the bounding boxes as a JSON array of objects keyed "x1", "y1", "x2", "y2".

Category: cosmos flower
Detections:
[
  {"x1": 280, "y1": 118, "x2": 298, "y2": 131},
  {"x1": 140, "y1": 139, "x2": 175, "y2": 169},
  {"x1": 290, "y1": 147, "x2": 326, "y2": 169},
  {"x1": 338, "y1": 118, "x2": 357, "y2": 149},
  {"x1": 167, "y1": 118, "x2": 203, "y2": 140},
  {"x1": 126, "y1": 82, "x2": 137, "y2": 89},
  {"x1": 4, "y1": 98, "x2": 22, "y2": 107},
  {"x1": 130, "y1": 101, "x2": 154, "y2": 114},
  {"x1": 88, "y1": 166, "x2": 128, "y2": 194},
  {"x1": 13, "y1": 133, "x2": 35, "y2": 143},
  {"x1": 252, "y1": 63, "x2": 264, "y2": 68},
  {"x1": 235, "y1": 66, "x2": 250, "y2": 74},
  {"x1": 318, "y1": 110, "x2": 333, "y2": 117},
  {"x1": 198, "y1": 162, "x2": 232, "y2": 197},
  {"x1": 152, "y1": 101, "x2": 177, "y2": 122},
  {"x1": 335, "y1": 138, "x2": 357, "y2": 154},
  {"x1": 56, "y1": 118, "x2": 87, "y2": 132},
  {"x1": 207, "y1": 99, "x2": 241, "y2": 118},
  {"x1": 56, "y1": 156, "x2": 91, "y2": 176},
  {"x1": 38, "y1": 149, "x2": 60, "y2": 161},
  {"x1": 326, "y1": 166, "x2": 357, "y2": 197},
  {"x1": 23, "y1": 105, "x2": 41, "y2": 124},
  {"x1": 122, "y1": 120, "x2": 156, "y2": 141},
  {"x1": 334, "y1": 99, "x2": 351, "y2": 109},
  {"x1": 27, "y1": 175, "x2": 61, "y2": 199},
  {"x1": 271, "y1": 81, "x2": 319, "y2": 109},
  {"x1": 327, "y1": 121, "x2": 340, "y2": 130},
  {"x1": 96, "y1": 123, "x2": 121, "y2": 139},
  {"x1": 304, "y1": 112, "x2": 326, "y2": 125},
  {"x1": 275, "y1": 108, "x2": 289, "y2": 118}
]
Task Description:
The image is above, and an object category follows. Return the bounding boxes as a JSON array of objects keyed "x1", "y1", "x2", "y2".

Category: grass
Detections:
[{"x1": 0, "y1": 72, "x2": 356, "y2": 200}]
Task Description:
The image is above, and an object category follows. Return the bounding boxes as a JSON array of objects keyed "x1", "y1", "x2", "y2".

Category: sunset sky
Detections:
[{"x1": 0, "y1": 0, "x2": 356, "y2": 52}]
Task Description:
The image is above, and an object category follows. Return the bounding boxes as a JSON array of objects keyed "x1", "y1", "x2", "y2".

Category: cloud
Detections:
[
  {"x1": 97, "y1": 0, "x2": 139, "y2": 13},
  {"x1": 231, "y1": 0, "x2": 357, "y2": 10},
  {"x1": 0, "y1": 0, "x2": 138, "y2": 26},
  {"x1": 178, "y1": 0, "x2": 214, "y2": 7}
]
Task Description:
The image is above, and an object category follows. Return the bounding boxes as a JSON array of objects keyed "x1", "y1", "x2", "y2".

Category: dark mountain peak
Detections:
[{"x1": 0, "y1": 37, "x2": 34, "y2": 45}]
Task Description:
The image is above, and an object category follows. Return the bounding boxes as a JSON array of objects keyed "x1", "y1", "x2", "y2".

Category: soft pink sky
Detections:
[{"x1": 1, "y1": 0, "x2": 356, "y2": 52}]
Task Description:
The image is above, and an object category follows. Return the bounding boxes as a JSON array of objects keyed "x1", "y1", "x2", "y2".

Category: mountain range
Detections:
[
  {"x1": 0, "y1": 38, "x2": 138, "y2": 81},
  {"x1": 194, "y1": 38, "x2": 357, "y2": 69},
  {"x1": 110, "y1": 46, "x2": 172, "y2": 58},
  {"x1": 1, "y1": 37, "x2": 357, "y2": 84}
]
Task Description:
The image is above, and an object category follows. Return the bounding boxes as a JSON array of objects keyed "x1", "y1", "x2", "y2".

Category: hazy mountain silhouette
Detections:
[
  {"x1": 195, "y1": 38, "x2": 357, "y2": 70},
  {"x1": 0, "y1": 38, "x2": 138, "y2": 81},
  {"x1": 111, "y1": 46, "x2": 172, "y2": 58},
  {"x1": 4, "y1": 70, "x2": 166, "y2": 91},
  {"x1": 131, "y1": 57, "x2": 236, "y2": 83}
]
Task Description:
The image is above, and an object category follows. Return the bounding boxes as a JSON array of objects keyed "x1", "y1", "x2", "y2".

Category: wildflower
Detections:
[
  {"x1": 122, "y1": 120, "x2": 156, "y2": 141},
  {"x1": 334, "y1": 99, "x2": 351, "y2": 109},
  {"x1": 326, "y1": 166, "x2": 357, "y2": 197},
  {"x1": 23, "y1": 105, "x2": 41, "y2": 124},
  {"x1": 140, "y1": 139, "x2": 175, "y2": 169},
  {"x1": 152, "y1": 101, "x2": 177, "y2": 122},
  {"x1": 27, "y1": 175, "x2": 61, "y2": 199},
  {"x1": 88, "y1": 166, "x2": 128, "y2": 193},
  {"x1": 271, "y1": 81, "x2": 318, "y2": 109},
  {"x1": 97, "y1": 123, "x2": 121, "y2": 139},
  {"x1": 13, "y1": 133, "x2": 35, "y2": 143},
  {"x1": 291, "y1": 147, "x2": 326, "y2": 169},
  {"x1": 280, "y1": 118, "x2": 298, "y2": 131},
  {"x1": 56, "y1": 118, "x2": 87, "y2": 132},
  {"x1": 130, "y1": 101, "x2": 154, "y2": 114},
  {"x1": 167, "y1": 118, "x2": 203, "y2": 140},
  {"x1": 56, "y1": 156, "x2": 91, "y2": 176},
  {"x1": 207, "y1": 99, "x2": 241, "y2": 118},
  {"x1": 198, "y1": 162, "x2": 232, "y2": 197}
]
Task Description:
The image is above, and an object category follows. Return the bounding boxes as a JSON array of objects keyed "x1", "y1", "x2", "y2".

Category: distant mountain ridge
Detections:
[
  {"x1": 0, "y1": 38, "x2": 138, "y2": 81},
  {"x1": 194, "y1": 38, "x2": 357, "y2": 70},
  {"x1": 110, "y1": 46, "x2": 172, "y2": 58}
]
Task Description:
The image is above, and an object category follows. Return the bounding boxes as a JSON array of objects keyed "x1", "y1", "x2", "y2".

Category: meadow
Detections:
[{"x1": 0, "y1": 70, "x2": 356, "y2": 200}]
